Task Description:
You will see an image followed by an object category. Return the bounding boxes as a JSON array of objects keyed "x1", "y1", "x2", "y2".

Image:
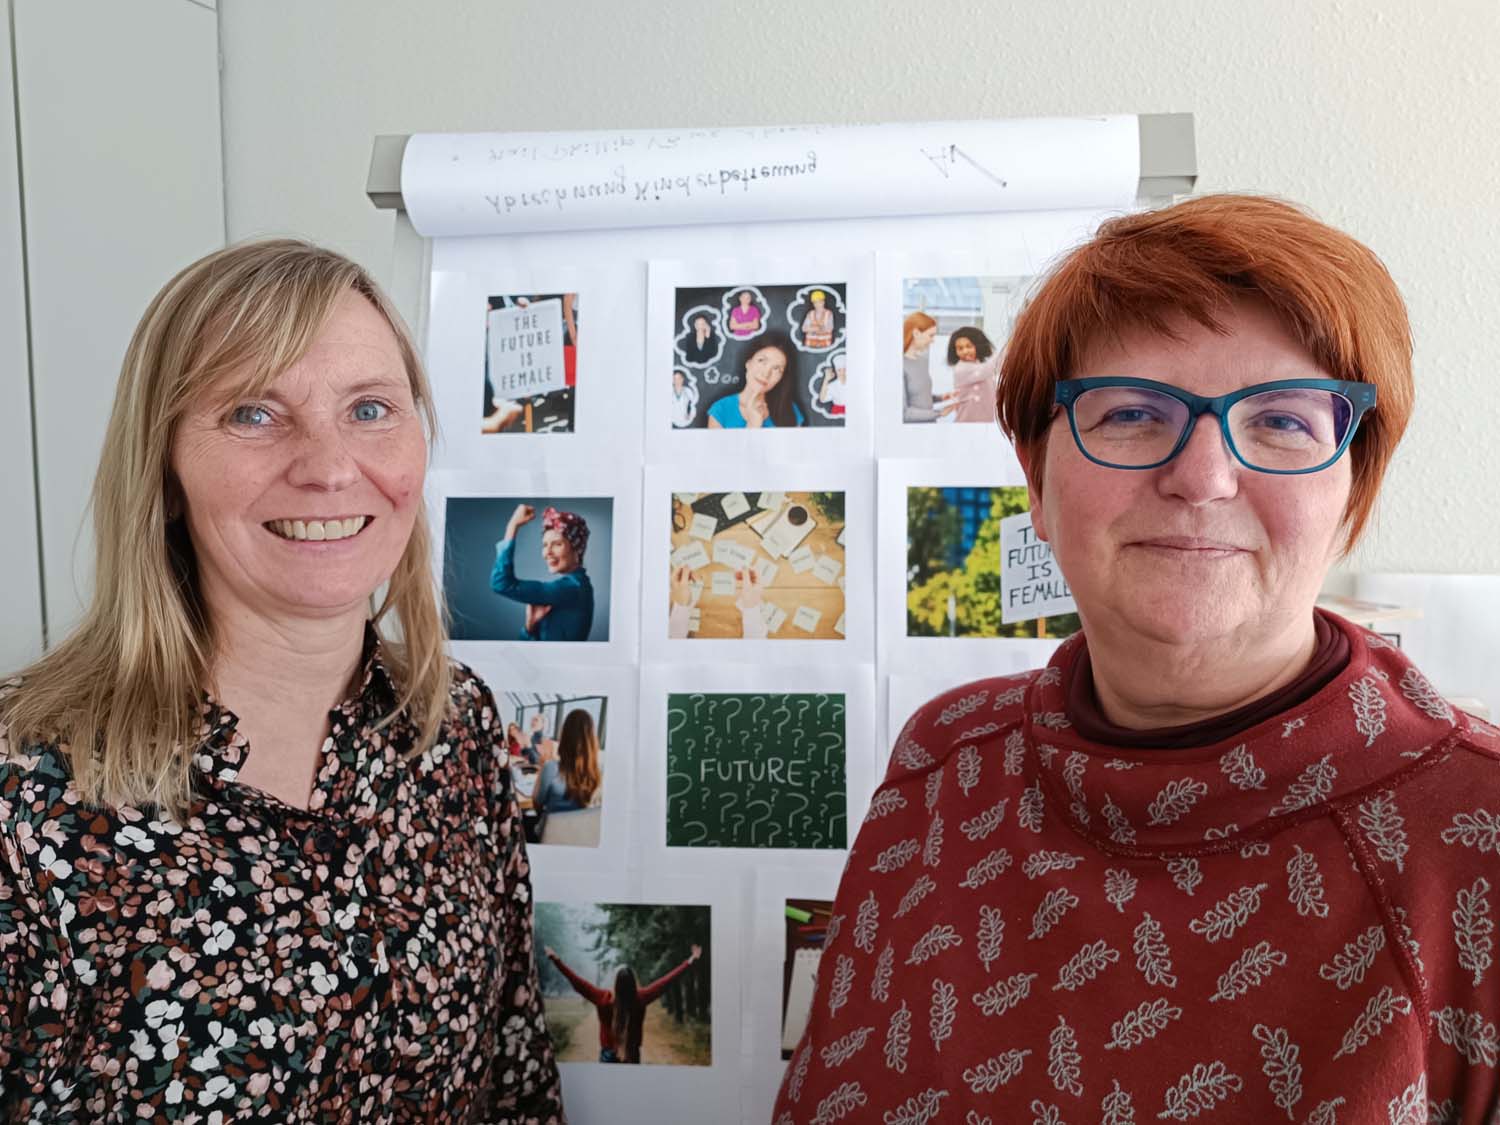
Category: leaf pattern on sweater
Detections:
[
  {"x1": 1158, "y1": 1061, "x2": 1243, "y2": 1120},
  {"x1": 1022, "y1": 850, "x2": 1084, "y2": 879},
  {"x1": 1132, "y1": 913, "x2": 1178, "y2": 988},
  {"x1": 1105, "y1": 868, "x2": 1139, "y2": 913},
  {"x1": 1187, "y1": 883, "x2": 1269, "y2": 943},
  {"x1": 937, "y1": 691, "x2": 989, "y2": 725},
  {"x1": 1019, "y1": 781, "x2": 1046, "y2": 833},
  {"x1": 1147, "y1": 778, "x2": 1209, "y2": 826},
  {"x1": 881, "y1": 1088, "x2": 948, "y2": 1125},
  {"x1": 1218, "y1": 744, "x2": 1266, "y2": 791},
  {"x1": 869, "y1": 838, "x2": 921, "y2": 874},
  {"x1": 959, "y1": 799, "x2": 1008, "y2": 842},
  {"x1": 882, "y1": 1001, "x2": 911, "y2": 1073},
  {"x1": 1052, "y1": 939, "x2": 1120, "y2": 992},
  {"x1": 962, "y1": 1049, "x2": 1031, "y2": 1092},
  {"x1": 929, "y1": 979, "x2": 956, "y2": 1051},
  {"x1": 906, "y1": 923, "x2": 962, "y2": 966},
  {"x1": 1101, "y1": 794, "x2": 1137, "y2": 845},
  {"x1": 1250, "y1": 1024, "x2": 1303, "y2": 1121},
  {"x1": 1209, "y1": 941, "x2": 1286, "y2": 1003},
  {"x1": 1104, "y1": 996, "x2": 1182, "y2": 1050},
  {"x1": 1270, "y1": 755, "x2": 1337, "y2": 815},
  {"x1": 811, "y1": 1081, "x2": 867, "y2": 1125},
  {"x1": 1452, "y1": 875, "x2": 1493, "y2": 987},
  {"x1": 1331, "y1": 985, "x2": 1412, "y2": 1059},
  {"x1": 1030, "y1": 887, "x2": 1080, "y2": 940},
  {"x1": 853, "y1": 891, "x2": 879, "y2": 953},
  {"x1": 870, "y1": 943, "x2": 894, "y2": 1003},
  {"x1": 865, "y1": 789, "x2": 908, "y2": 821},
  {"x1": 1431, "y1": 1006, "x2": 1500, "y2": 1066},
  {"x1": 1398, "y1": 666, "x2": 1453, "y2": 722},
  {"x1": 1004, "y1": 727, "x2": 1027, "y2": 775},
  {"x1": 828, "y1": 954, "x2": 854, "y2": 1017},
  {"x1": 956, "y1": 745, "x2": 982, "y2": 796},
  {"x1": 959, "y1": 847, "x2": 1014, "y2": 888},
  {"x1": 922, "y1": 810, "x2": 944, "y2": 869},
  {"x1": 894, "y1": 875, "x2": 937, "y2": 919},
  {"x1": 1166, "y1": 857, "x2": 1203, "y2": 896},
  {"x1": 1348, "y1": 674, "x2": 1388, "y2": 748},
  {"x1": 1316, "y1": 924, "x2": 1385, "y2": 990},
  {"x1": 1100, "y1": 1080, "x2": 1137, "y2": 1124},
  {"x1": 1385, "y1": 1073, "x2": 1425, "y2": 1125},
  {"x1": 1356, "y1": 791, "x2": 1408, "y2": 873},
  {"x1": 1441, "y1": 808, "x2": 1500, "y2": 856},
  {"x1": 1047, "y1": 1015, "x2": 1083, "y2": 1096},
  {"x1": 973, "y1": 970, "x2": 1037, "y2": 1017},
  {"x1": 976, "y1": 904, "x2": 1005, "y2": 972},
  {"x1": 819, "y1": 1025, "x2": 874, "y2": 1067},
  {"x1": 1286, "y1": 846, "x2": 1330, "y2": 919}
]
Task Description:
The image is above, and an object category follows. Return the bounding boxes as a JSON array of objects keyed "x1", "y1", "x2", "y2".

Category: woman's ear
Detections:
[{"x1": 1014, "y1": 443, "x2": 1050, "y2": 544}]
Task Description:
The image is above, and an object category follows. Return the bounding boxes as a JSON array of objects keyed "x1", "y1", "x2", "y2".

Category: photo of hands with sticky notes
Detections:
[{"x1": 667, "y1": 491, "x2": 846, "y2": 640}]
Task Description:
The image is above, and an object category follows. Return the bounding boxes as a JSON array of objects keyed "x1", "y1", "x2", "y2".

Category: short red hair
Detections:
[{"x1": 997, "y1": 194, "x2": 1413, "y2": 551}]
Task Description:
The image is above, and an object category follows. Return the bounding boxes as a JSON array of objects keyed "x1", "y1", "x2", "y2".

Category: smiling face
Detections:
[
  {"x1": 744, "y1": 345, "x2": 787, "y2": 395},
  {"x1": 953, "y1": 334, "x2": 978, "y2": 363},
  {"x1": 170, "y1": 290, "x2": 428, "y2": 627},
  {"x1": 910, "y1": 325, "x2": 938, "y2": 355},
  {"x1": 738, "y1": 291, "x2": 753, "y2": 308},
  {"x1": 673, "y1": 370, "x2": 686, "y2": 392},
  {"x1": 541, "y1": 527, "x2": 580, "y2": 573},
  {"x1": 1028, "y1": 296, "x2": 1351, "y2": 651}
]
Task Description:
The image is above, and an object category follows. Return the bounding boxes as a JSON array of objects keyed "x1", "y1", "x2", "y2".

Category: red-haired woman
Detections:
[
  {"x1": 544, "y1": 945, "x2": 701, "y2": 1063},
  {"x1": 779, "y1": 195, "x2": 1500, "y2": 1121},
  {"x1": 536, "y1": 709, "x2": 601, "y2": 812},
  {"x1": 902, "y1": 310, "x2": 959, "y2": 422}
]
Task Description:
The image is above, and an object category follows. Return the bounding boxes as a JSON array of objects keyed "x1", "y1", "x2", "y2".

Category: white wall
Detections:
[{"x1": 219, "y1": 0, "x2": 1500, "y2": 574}]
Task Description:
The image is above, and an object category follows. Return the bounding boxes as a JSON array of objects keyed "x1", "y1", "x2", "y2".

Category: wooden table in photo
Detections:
[{"x1": 669, "y1": 497, "x2": 846, "y2": 640}]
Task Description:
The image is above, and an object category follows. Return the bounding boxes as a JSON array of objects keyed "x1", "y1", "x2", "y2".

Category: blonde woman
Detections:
[{"x1": 0, "y1": 242, "x2": 563, "y2": 1121}]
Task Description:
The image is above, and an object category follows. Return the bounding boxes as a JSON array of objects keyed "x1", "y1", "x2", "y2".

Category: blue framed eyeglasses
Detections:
[{"x1": 1053, "y1": 377, "x2": 1377, "y2": 475}]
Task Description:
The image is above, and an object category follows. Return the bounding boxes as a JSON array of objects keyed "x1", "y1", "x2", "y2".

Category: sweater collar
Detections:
[{"x1": 1025, "y1": 611, "x2": 1463, "y2": 852}]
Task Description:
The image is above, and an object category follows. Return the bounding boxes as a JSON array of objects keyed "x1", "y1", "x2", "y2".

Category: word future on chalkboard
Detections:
[{"x1": 666, "y1": 692, "x2": 846, "y2": 849}]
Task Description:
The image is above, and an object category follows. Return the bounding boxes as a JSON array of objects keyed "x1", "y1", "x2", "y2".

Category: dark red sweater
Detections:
[{"x1": 775, "y1": 613, "x2": 1500, "y2": 1123}]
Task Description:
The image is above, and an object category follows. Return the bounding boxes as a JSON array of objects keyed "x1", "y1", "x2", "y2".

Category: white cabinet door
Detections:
[
  {"x1": 15, "y1": 0, "x2": 224, "y2": 640},
  {"x1": 0, "y1": 10, "x2": 43, "y2": 671}
]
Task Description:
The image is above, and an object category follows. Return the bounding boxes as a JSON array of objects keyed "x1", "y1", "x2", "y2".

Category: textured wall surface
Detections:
[{"x1": 219, "y1": 0, "x2": 1500, "y2": 573}]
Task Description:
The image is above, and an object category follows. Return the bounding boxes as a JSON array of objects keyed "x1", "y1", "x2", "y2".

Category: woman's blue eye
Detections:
[
  {"x1": 352, "y1": 400, "x2": 389, "y2": 422},
  {"x1": 229, "y1": 404, "x2": 271, "y2": 427}
]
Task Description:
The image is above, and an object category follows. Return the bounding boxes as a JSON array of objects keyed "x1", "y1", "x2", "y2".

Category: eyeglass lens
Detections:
[{"x1": 1072, "y1": 386, "x2": 1355, "y2": 471}]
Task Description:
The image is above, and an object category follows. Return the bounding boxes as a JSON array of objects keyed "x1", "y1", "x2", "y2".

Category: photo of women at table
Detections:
[
  {"x1": 443, "y1": 494, "x2": 613, "y2": 642},
  {"x1": 667, "y1": 490, "x2": 846, "y2": 639},
  {"x1": 501, "y1": 692, "x2": 607, "y2": 847},
  {"x1": 670, "y1": 281, "x2": 847, "y2": 428},
  {"x1": 483, "y1": 291, "x2": 578, "y2": 434},
  {"x1": 900, "y1": 275, "x2": 1031, "y2": 424},
  {"x1": 534, "y1": 902, "x2": 711, "y2": 1066}
]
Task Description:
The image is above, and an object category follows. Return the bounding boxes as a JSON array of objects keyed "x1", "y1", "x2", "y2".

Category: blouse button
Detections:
[
  {"x1": 351, "y1": 933, "x2": 373, "y2": 958},
  {"x1": 312, "y1": 827, "x2": 338, "y2": 853},
  {"x1": 371, "y1": 1047, "x2": 392, "y2": 1071}
]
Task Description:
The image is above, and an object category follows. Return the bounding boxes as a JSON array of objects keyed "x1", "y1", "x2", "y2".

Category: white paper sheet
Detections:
[{"x1": 402, "y1": 117, "x2": 1140, "y2": 237}]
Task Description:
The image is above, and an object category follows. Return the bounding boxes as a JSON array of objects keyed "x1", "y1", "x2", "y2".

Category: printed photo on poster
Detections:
[
  {"x1": 906, "y1": 486, "x2": 1080, "y2": 639},
  {"x1": 668, "y1": 491, "x2": 846, "y2": 640},
  {"x1": 670, "y1": 282, "x2": 847, "y2": 429},
  {"x1": 484, "y1": 292, "x2": 578, "y2": 434},
  {"x1": 666, "y1": 692, "x2": 846, "y2": 850},
  {"x1": 781, "y1": 898, "x2": 834, "y2": 1059},
  {"x1": 534, "y1": 902, "x2": 711, "y2": 1066},
  {"x1": 445, "y1": 495, "x2": 613, "y2": 642},
  {"x1": 500, "y1": 692, "x2": 608, "y2": 847},
  {"x1": 900, "y1": 276, "x2": 1031, "y2": 425}
]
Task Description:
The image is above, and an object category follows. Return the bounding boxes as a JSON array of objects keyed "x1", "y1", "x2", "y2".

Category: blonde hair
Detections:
[{"x1": 0, "y1": 239, "x2": 452, "y2": 819}]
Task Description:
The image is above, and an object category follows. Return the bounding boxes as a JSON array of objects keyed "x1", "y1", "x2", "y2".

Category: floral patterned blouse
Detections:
[{"x1": 0, "y1": 635, "x2": 564, "y2": 1123}]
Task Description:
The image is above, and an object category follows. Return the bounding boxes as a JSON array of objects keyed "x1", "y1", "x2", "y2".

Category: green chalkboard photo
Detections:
[{"x1": 666, "y1": 692, "x2": 846, "y2": 849}]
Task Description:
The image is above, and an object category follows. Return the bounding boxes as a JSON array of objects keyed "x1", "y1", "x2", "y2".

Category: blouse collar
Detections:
[{"x1": 193, "y1": 621, "x2": 398, "y2": 788}]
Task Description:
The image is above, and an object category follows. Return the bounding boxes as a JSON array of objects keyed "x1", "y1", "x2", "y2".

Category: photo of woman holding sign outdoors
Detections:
[
  {"x1": 482, "y1": 291, "x2": 579, "y2": 434},
  {"x1": 779, "y1": 195, "x2": 1500, "y2": 1121}
]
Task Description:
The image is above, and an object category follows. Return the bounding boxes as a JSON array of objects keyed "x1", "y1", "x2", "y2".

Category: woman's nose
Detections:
[
  {"x1": 285, "y1": 422, "x2": 361, "y2": 491},
  {"x1": 1156, "y1": 413, "x2": 1239, "y2": 504}
]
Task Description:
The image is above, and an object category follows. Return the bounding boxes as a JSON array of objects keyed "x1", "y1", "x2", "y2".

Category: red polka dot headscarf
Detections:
[{"x1": 543, "y1": 507, "x2": 590, "y2": 559}]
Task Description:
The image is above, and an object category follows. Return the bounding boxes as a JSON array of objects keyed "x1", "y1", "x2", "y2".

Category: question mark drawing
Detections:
[
  {"x1": 773, "y1": 700, "x2": 793, "y2": 742},
  {"x1": 749, "y1": 696, "x2": 767, "y2": 730},
  {"x1": 667, "y1": 701, "x2": 689, "y2": 739},
  {"x1": 766, "y1": 823, "x2": 782, "y2": 848},
  {"x1": 795, "y1": 698, "x2": 811, "y2": 729},
  {"x1": 818, "y1": 730, "x2": 843, "y2": 769},
  {"x1": 722, "y1": 697, "x2": 744, "y2": 736},
  {"x1": 717, "y1": 789, "x2": 737, "y2": 832},
  {"x1": 744, "y1": 799, "x2": 773, "y2": 845},
  {"x1": 729, "y1": 812, "x2": 746, "y2": 839},
  {"x1": 679, "y1": 820, "x2": 710, "y2": 846},
  {"x1": 667, "y1": 770, "x2": 694, "y2": 807},
  {"x1": 784, "y1": 792, "x2": 810, "y2": 844}
]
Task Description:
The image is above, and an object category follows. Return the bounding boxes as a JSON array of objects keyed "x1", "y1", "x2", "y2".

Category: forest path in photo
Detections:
[{"x1": 546, "y1": 996, "x2": 710, "y2": 1065}]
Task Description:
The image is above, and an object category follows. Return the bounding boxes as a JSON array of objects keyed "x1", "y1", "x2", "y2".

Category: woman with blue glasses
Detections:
[{"x1": 780, "y1": 195, "x2": 1498, "y2": 1122}]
